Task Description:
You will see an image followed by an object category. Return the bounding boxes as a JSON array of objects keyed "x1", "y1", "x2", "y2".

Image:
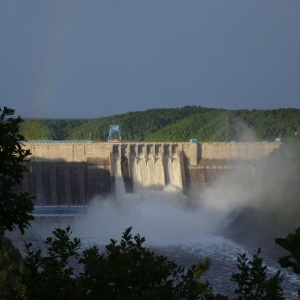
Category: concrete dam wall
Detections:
[{"x1": 16, "y1": 142, "x2": 281, "y2": 206}]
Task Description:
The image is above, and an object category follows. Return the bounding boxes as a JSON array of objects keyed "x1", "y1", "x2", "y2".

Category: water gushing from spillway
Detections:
[
  {"x1": 130, "y1": 158, "x2": 165, "y2": 192},
  {"x1": 113, "y1": 143, "x2": 183, "y2": 194},
  {"x1": 130, "y1": 154, "x2": 182, "y2": 193},
  {"x1": 114, "y1": 156, "x2": 126, "y2": 198}
]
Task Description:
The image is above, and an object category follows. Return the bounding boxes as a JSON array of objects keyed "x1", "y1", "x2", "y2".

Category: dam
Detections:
[{"x1": 16, "y1": 141, "x2": 281, "y2": 207}]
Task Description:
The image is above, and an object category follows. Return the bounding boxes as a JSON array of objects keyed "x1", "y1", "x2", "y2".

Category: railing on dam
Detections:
[
  {"x1": 24, "y1": 140, "x2": 93, "y2": 144},
  {"x1": 33, "y1": 206, "x2": 88, "y2": 217}
]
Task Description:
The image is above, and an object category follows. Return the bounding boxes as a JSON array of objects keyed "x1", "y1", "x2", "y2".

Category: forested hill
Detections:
[{"x1": 20, "y1": 106, "x2": 300, "y2": 142}]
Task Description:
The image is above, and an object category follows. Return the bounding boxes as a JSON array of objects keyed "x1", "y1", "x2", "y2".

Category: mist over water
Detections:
[{"x1": 73, "y1": 184, "x2": 227, "y2": 244}]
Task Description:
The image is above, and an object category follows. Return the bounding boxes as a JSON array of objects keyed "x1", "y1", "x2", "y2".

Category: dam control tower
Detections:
[{"x1": 108, "y1": 125, "x2": 121, "y2": 142}]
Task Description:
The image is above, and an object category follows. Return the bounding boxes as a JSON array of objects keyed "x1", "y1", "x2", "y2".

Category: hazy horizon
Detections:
[{"x1": 14, "y1": 105, "x2": 300, "y2": 121}]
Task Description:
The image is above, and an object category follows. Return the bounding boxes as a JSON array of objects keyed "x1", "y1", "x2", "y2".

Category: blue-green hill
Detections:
[{"x1": 20, "y1": 106, "x2": 300, "y2": 142}]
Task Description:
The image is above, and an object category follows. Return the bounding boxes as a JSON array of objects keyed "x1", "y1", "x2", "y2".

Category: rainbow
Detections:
[{"x1": 32, "y1": 4, "x2": 79, "y2": 115}]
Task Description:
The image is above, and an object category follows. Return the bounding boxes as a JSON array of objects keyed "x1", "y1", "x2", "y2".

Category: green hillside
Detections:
[{"x1": 20, "y1": 106, "x2": 300, "y2": 142}]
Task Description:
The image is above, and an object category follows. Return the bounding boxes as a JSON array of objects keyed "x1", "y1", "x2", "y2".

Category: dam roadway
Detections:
[{"x1": 16, "y1": 141, "x2": 281, "y2": 208}]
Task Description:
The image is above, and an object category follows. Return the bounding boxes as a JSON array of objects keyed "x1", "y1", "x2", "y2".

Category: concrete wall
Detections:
[
  {"x1": 25, "y1": 142, "x2": 113, "y2": 163},
  {"x1": 182, "y1": 142, "x2": 281, "y2": 165},
  {"x1": 182, "y1": 142, "x2": 281, "y2": 191},
  {"x1": 18, "y1": 142, "x2": 113, "y2": 205},
  {"x1": 18, "y1": 141, "x2": 281, "y2": 205}
]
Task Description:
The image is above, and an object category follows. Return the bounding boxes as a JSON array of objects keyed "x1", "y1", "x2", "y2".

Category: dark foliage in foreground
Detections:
[
  {"x1": 0, "y1": 106, "x2": 34, "y2": 236},
  {"x1": 276, "y1": 227, "x2": 300, "y2": 298},
  {"x1": 0, "y1": 236, "x2": 24, "y2": 299},
  {"x1": 231, "y1": 248, "x2": 284, "y2": 300}
]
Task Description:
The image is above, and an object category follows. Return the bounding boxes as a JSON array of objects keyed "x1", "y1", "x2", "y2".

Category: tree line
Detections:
[{"x1": 19, "y1": 106, "x2": 300, "y2": 142}]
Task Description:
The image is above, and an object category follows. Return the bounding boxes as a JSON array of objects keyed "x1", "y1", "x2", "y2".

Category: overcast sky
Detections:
[{"x1": 1, "y1": 1, "x2": 300, "y2": 118}]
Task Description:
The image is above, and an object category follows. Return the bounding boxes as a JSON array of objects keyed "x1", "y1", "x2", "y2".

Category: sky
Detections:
[{"x1": 1, "y1": 1, "x2": 300, "y2": 119}]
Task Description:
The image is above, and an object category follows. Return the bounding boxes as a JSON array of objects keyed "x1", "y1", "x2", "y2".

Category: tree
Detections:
[
  {"x1": 231, "y1": 248, "x2": 284, "y2": 300},
  {"x1": 276, "y1": 227, "x2": 300, "y2": 298},
  {"x1": 0, "y1": 106, "x2": 34, "y2": 236},
  {"x1": 0, "y1": 235, "x2": 24, "y2": 299},
  {"x1": 275, "y1": 227, "x2": 300, "y2": 275},
  {"x1": 22, "y1": 226, "x2": 81, "y2": 300},
  {"x1": 79, "y1": 227, "x2": 216, "y2": 299}
]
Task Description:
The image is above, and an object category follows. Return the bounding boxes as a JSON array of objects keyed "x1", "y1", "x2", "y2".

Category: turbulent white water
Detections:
[{"x1": 114, "y1": 156, "x2": 126, "y2": 198}]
